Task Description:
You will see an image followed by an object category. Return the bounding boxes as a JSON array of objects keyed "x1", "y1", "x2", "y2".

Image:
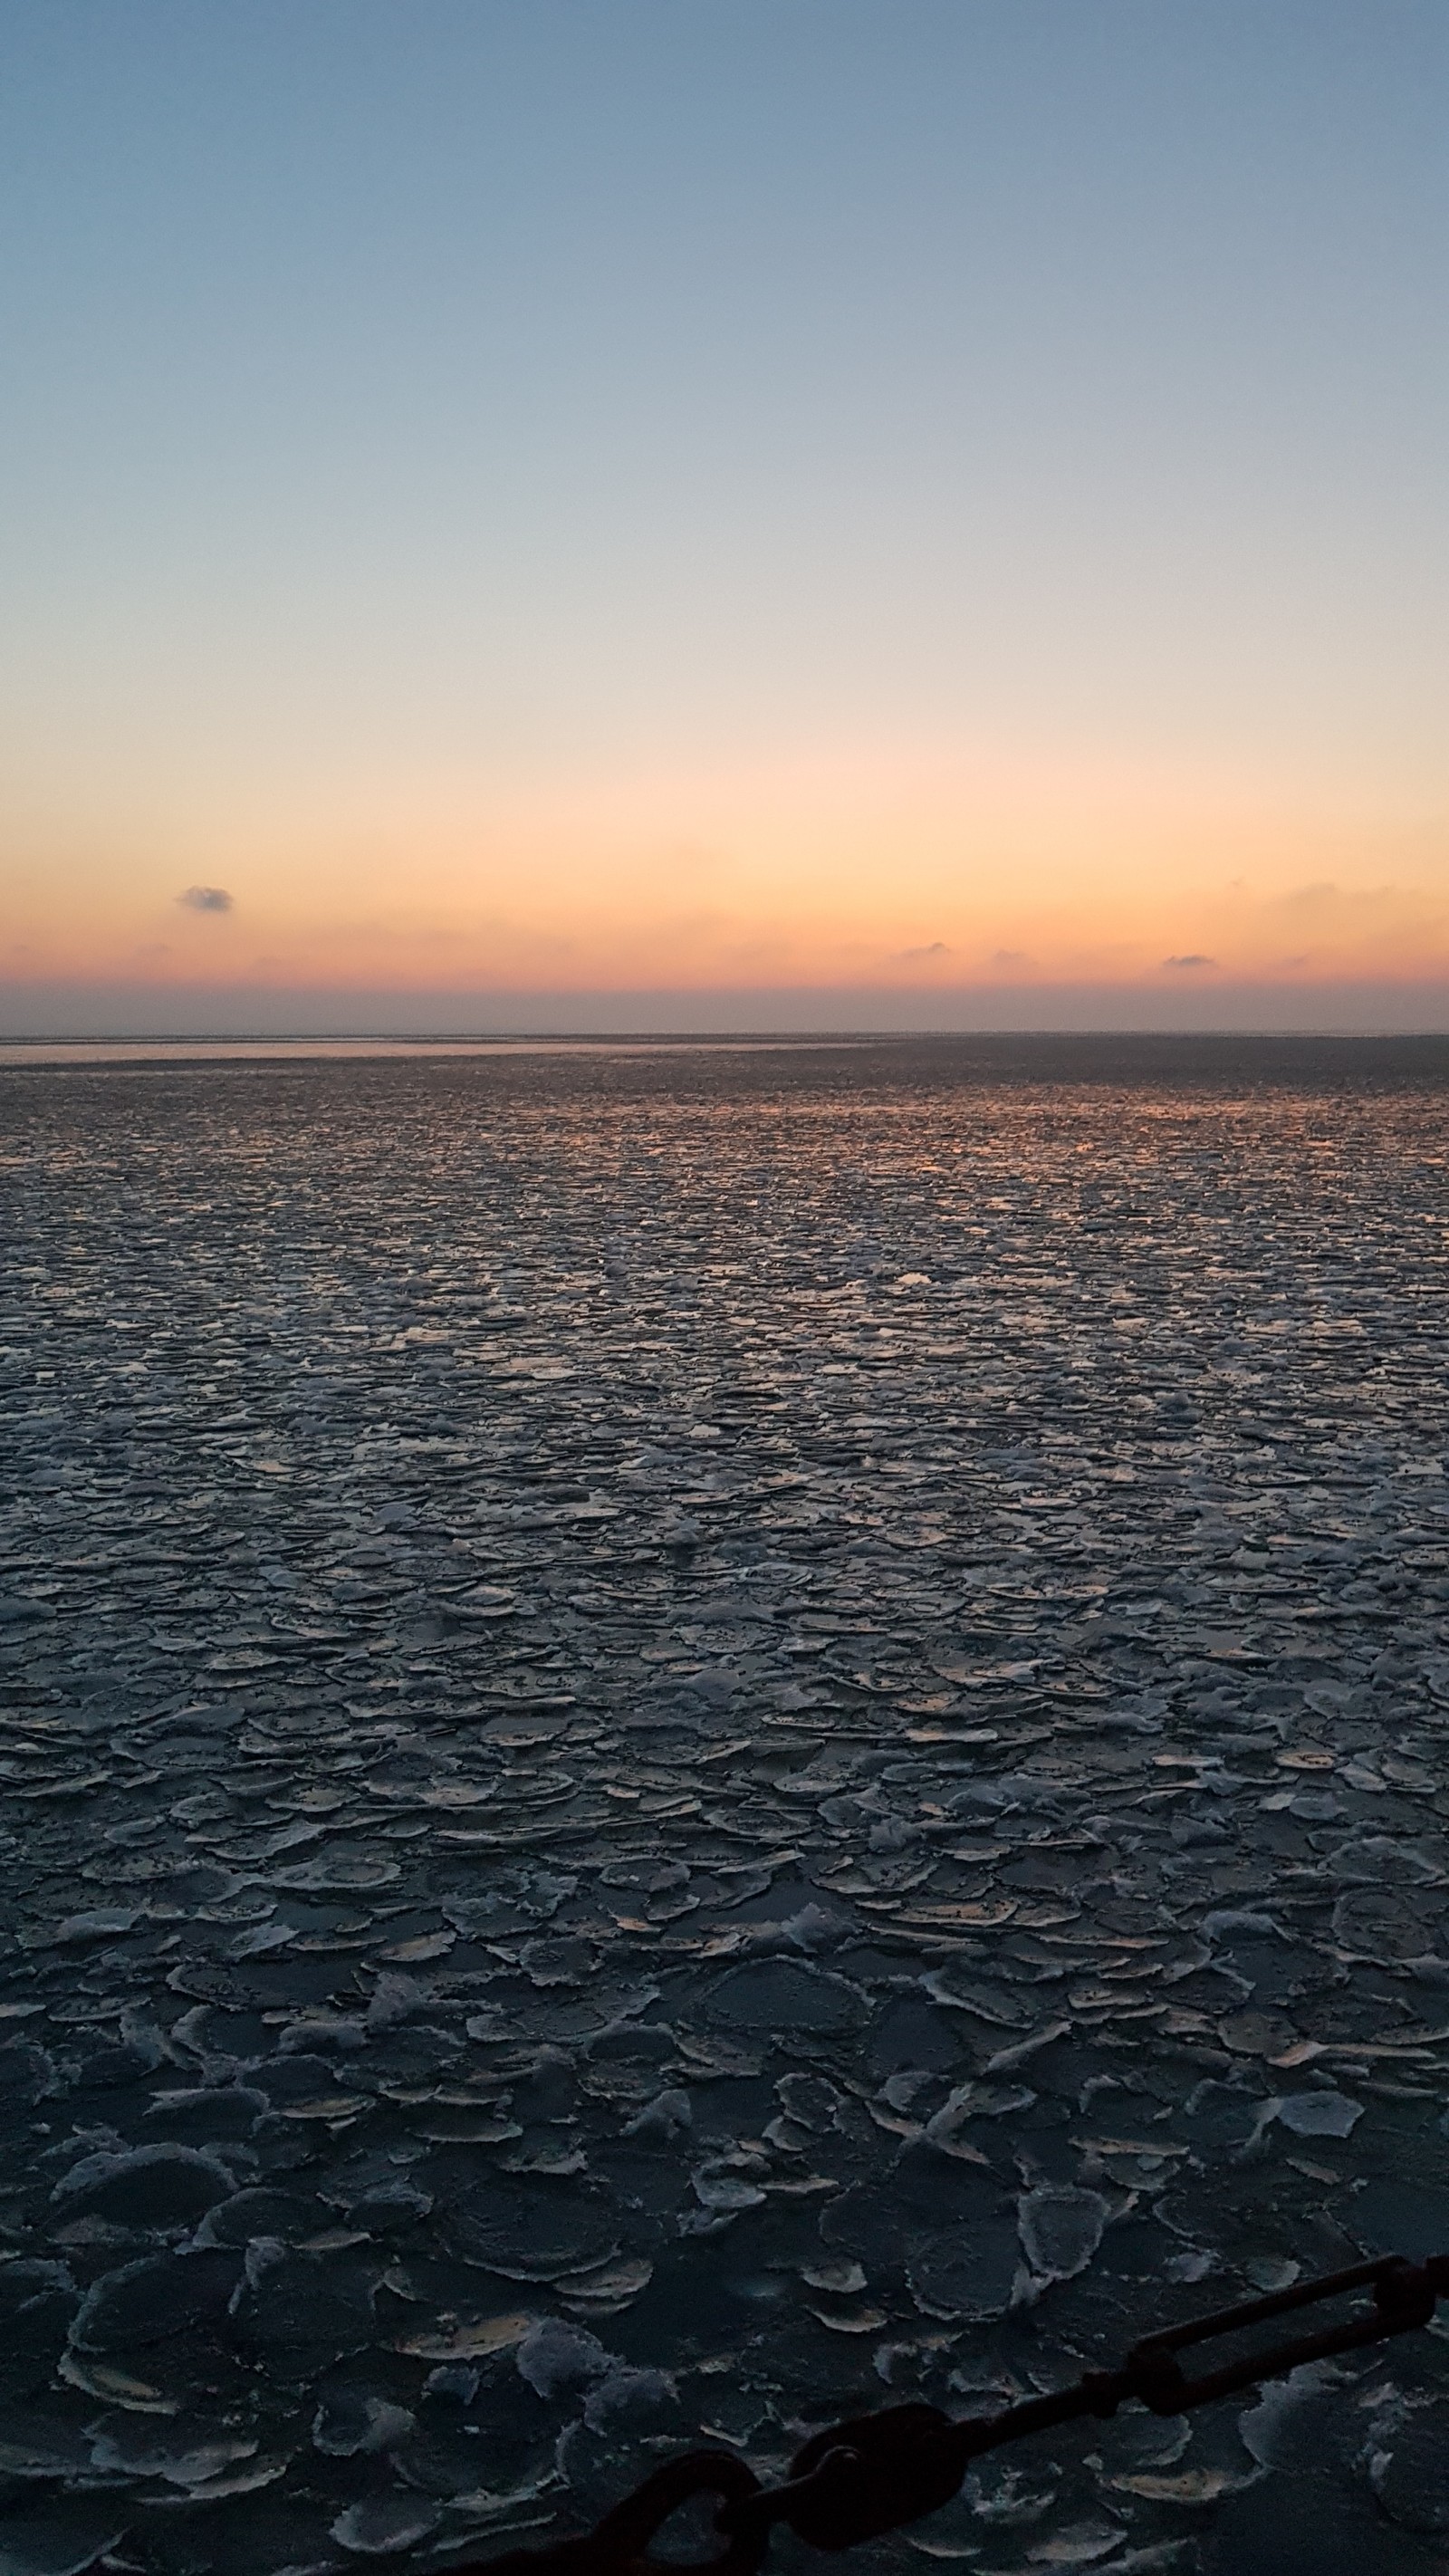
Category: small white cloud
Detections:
[
  {"x1": 895, "y1": 940, "x2": 952, "y2": 963},
  {"x1": 1163, "y1": 953, "x2": 1214, "y2": 969},
  {"x1": 178, "y1": 885, "x2": 234, "y2": 914}
]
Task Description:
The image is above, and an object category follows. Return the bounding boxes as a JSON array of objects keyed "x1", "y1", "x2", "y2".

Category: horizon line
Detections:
[{"x1": 8, "y1": 1025, "x2": 1449, "y2": 1051}]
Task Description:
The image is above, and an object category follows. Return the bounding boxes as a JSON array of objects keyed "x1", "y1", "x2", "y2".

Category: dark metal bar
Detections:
[
  {"x1": 462, "y1": 2251, "x2": 1449, "y2": 2576},
  {"x1": 1129, "y1": 2254, "x2": 1405, "y2": 2354}
]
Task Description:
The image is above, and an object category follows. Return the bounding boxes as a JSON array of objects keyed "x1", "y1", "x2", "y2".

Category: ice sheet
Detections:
[{"x1": 2, "y1": 1037, "x2": 1447, "y2": 2576}]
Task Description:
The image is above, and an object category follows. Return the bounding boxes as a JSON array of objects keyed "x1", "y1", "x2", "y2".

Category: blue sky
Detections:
[{"x1": 1, "y1": 1, "x2": 1444, "y2": 1028}]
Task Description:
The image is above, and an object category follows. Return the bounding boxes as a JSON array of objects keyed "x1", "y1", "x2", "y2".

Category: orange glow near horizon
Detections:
[
  {"x1": 7, "y1": 739, "x2": 1446, "y2": 995},
  {"x1": 5, "y1": 11, "x2": 1445, "y2": 1030}
]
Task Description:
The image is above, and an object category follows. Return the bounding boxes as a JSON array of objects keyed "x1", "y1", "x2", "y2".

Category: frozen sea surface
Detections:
[{"x1": 2, "y1": 1033, "x2": 1448, "y2": 2576}]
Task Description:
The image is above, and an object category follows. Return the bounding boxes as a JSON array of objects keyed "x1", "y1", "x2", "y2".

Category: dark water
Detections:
[{"x1": 3, "y1": 1035, "x2": 1448, "y2": 2576}]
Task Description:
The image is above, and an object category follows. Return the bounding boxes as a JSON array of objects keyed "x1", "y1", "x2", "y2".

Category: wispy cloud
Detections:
[
  {"x1": 894, "y1": 939, "x2": 952, "y2": 963},
  {"x1": 178, "y1": 885, "x2": 234, "y2": 914},
  {"x1": 1163, "y1": 952, "x2": 1215, "y2": 969}
]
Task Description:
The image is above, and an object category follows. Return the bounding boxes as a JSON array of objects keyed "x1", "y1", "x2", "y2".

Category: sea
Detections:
[{"x1": 2, "y1": 1033, "x2": 1447, "y2": 2576}]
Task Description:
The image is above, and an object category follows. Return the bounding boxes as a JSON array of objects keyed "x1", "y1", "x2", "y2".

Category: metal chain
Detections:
[{"x1": 464, "y1": 2251, "x2": 1449, "y2": 2576}]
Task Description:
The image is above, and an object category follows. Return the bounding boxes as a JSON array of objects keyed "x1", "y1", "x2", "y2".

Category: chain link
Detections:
[{"x1": 460, "y1": 2251, "x2": 1449, "y2": 2576}]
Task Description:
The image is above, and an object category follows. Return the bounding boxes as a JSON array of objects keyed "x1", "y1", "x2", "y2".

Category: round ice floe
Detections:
[
  {"x1": 622, "y1": 2089, "x2": 692, "y2": 2142},
  {"x1": 312, "y1": 2389, "x2": 417, "y2": 2456},
  {"x1": 229, "y1": 2244, "x2": 377, "y2": 2352},
  {"x1": 1329, "y1": 1836, "x2": 1442, "y2": 1887},
  {"x1": 1238, "y1": 2360, "x2": 1339, "y2": 2470},
  {"x1": 703, "y1": 1961, "x2": 865, "y2": 2033},
  {"x1": 907, "y1": 2220, "x2": 1022, "y2": 2321},
  {"x1": 518, "y1": 1935, "x2": 597, "y2": 1986},
  {"x1": 141, "y1": 2084, "x2": 268, "y2": 2144},
  {"x1": 1017, "y1": 2185, "x2": 1109, "y2": 2282},
  {"x1": 446, "y1": 2178, "x2": 620, "y2": 2282},
  {"x1": 269, "y1": 1852, "x2": 400, "y2": 1890},
  {"x1": 69, "y1": 2250, "x2": 243, "y2": 2353},
  {"x1": 1273, "y1": 2091, "x2": 1362, "y2": 2139},
  {"x1": 192, "y1": 2187, "x2": 317, "y2": 2247},
  {"x1": 50, "y1": 2144, "x2": 236, "y2": 2230},
  {"x1": 583, "y1": 2363, "x2": 677, "y2": 2434},
  {"x1": 515, "y1": 2316, "x2": 611, "y2": 2398},
  {"x1": 330, "y1": 2495, "x2": 441, "y2": 2555},
  {"x1": 1331, "y1": 1887, "x2": 1444, "y2": 1963}
]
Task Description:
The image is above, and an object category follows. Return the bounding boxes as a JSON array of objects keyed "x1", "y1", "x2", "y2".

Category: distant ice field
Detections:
[{"x1": 2, "y1": 1038, "x2": 1447, "y2": 2576}]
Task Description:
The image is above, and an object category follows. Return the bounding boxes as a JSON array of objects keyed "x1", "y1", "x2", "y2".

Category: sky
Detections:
[{"x1": 1, "y1": 0, "x2": 1445, "y2": 1033}]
